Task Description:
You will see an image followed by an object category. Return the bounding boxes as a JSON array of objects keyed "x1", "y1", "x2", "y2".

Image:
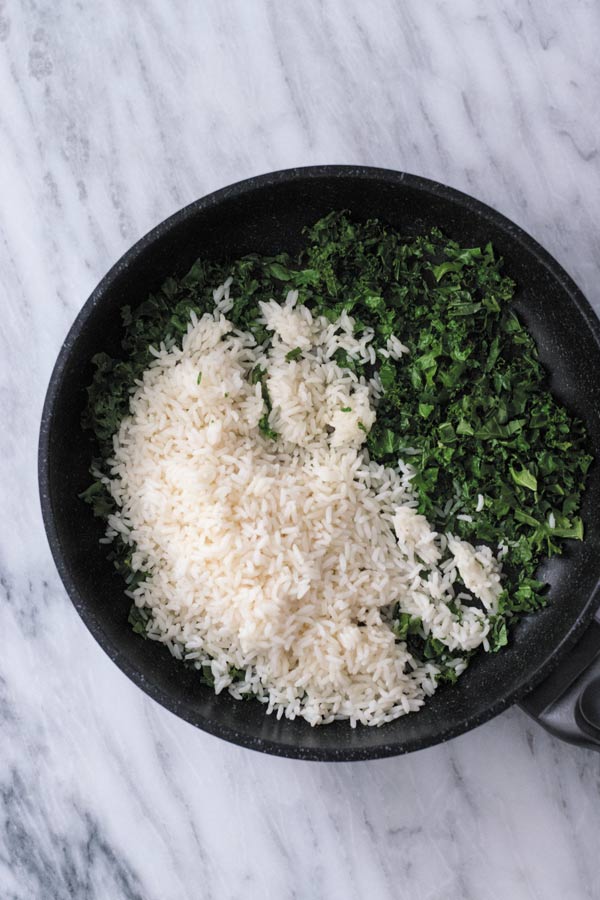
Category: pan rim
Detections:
[{"x1": 38, "y1": 165, "x2": 600, "y2": 760}]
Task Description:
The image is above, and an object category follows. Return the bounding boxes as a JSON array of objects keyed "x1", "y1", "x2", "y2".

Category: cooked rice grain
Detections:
[{"x1": 104, "y1": 290, "x2": 503, "y2": 726}]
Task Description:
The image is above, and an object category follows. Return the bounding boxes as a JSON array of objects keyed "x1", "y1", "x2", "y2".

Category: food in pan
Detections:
[{"x1": 81, "y1": 213, "x2": 592, "y2": 726}]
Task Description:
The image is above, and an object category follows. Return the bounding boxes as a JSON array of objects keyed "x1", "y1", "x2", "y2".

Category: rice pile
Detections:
[{"x1": 103, "y1": 283, "x2": 503, "y2": 726}]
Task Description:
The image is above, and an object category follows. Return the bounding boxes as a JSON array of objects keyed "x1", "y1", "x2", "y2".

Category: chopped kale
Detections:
[
  {"x1": 258, "y1": 413, "x2": 278, "y2": 441},
  {"x1": 81, "y1": 211, "x2": 593, "y2": 673},
  {"x1": 128, "y1": 604, "x2": 151, "y2": 637}
]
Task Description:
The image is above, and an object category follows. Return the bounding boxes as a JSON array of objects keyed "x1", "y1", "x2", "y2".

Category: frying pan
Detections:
[{"x1": 39, "y1": 167, "x2": 600, "y2": 759}]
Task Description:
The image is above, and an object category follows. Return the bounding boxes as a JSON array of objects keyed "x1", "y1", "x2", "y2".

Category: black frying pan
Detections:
[{"x1": 39, "y1": 167, "x2": 600, "y2": 760}]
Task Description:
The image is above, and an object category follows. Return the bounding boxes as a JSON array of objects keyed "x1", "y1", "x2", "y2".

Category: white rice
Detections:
[{"x1": 103, "y1": 284, "x2": 504, "y2": 727}]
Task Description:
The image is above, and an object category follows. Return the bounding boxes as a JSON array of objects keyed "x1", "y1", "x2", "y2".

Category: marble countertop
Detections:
[{"x1": 2, "y1": 1, "x2": 600, "y2": 897}]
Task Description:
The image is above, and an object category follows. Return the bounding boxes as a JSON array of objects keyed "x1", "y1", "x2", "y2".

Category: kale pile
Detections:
[{"x1": 82, "y1": 212, "x2": 592, "y2": 679}]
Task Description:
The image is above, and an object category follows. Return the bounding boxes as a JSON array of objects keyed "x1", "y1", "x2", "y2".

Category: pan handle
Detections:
[{"x1": 519, "y1": 617, "x2": 600, "y2": 751}]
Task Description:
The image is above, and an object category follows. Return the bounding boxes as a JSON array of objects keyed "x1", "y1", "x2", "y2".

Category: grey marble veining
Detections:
[{"x1": 2, "y1": 1, "x2": 600, "y2": 897}]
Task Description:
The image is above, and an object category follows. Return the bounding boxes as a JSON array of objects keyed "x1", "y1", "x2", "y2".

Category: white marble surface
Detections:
[{"x1": 2, "y1": 1, "x2": 600, "y2": 897}]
